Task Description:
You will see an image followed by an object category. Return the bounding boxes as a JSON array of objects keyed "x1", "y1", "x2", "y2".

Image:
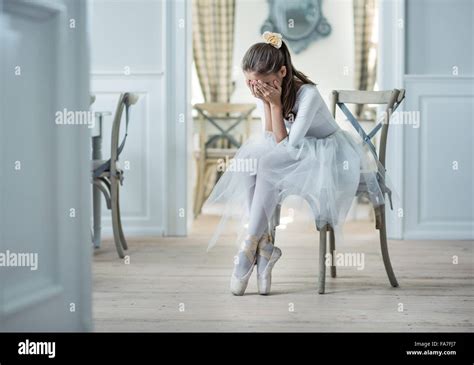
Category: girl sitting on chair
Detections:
[{"x1": 204, "y1": 32, "x2": 391, "y2": 296}]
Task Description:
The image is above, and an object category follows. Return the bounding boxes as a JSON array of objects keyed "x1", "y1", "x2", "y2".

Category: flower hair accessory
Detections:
[{"x1": 262, "y1": 31, "x2": 283, "y2": 49}]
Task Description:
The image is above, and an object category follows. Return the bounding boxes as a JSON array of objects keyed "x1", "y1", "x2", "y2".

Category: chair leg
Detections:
[
  {"x1": 110, "y1": 176, "x2": 125, "y2": 259},
  {"x1": 116, "y1": 185, "x2": 128, "y2": 250},
  {"x1": 92, "y1": 182, "x2": 102, "y2": 249},
  {"x1": 193, "y1": 159, "x2": 206, "y2": 218},
  {"x1": 329, "y1": 227, "x2": 336, "y2": 278},
  {"x1": 318, "y1": 224, "x2": 327, "y2": 294},
  {"x1": 264, "y1": 206, "x2": 279, "y2": 269},
  {"x1": 377, "y1": 206, "x2": 399, "y2": 287},
  {"x1": 270, "y1": 204, "x2": 281, "y2": 244},
  {"x1": 94, "y1": 179, "x2": 111, "y2": 209},
  {"x1": 202, "y1": 164, "x2": 215, "y2": 203}
]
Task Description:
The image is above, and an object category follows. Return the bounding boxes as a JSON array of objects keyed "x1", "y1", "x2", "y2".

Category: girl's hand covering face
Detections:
[
  {"x1": 247, "y1": 79, "x2": 267, "y2": 103},
  {"x1": 254, "y1": 79, "x2": 282, "y2": 106}
]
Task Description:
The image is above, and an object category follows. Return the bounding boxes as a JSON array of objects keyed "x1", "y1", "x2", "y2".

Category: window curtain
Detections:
[
  {"x1": 192, "y1": 0, "x2": 236, "y2": 103},
  {"x1": 353, "y1": 0, "x2": 377, "y2": 118}
]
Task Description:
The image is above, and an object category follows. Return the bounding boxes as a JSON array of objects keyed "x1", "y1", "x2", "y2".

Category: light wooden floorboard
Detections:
[{"x1": 93, "y1": 214, "x2": 473, "y2": 332}]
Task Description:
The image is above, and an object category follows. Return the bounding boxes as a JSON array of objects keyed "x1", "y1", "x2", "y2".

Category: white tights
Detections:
[
  {"x1": 244, "y1": 155, "x2": 280, "y2": 239},
  {"x1": 233, "y1": 146, "x2": 282, "y2": 277}
]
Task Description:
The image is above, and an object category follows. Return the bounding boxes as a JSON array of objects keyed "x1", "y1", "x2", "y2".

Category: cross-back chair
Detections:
[{"x1": 92, "y1": 92, "x2": 139, "y2": 258}]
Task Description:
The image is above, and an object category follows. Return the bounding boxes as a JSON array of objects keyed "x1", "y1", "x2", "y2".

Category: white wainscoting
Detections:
[
  {"x1": 91, "y1": 73, "x2": 166, "y2": 236},
  {"x1": 403, "y1": 75, "x2": 474, "y2": 240}
]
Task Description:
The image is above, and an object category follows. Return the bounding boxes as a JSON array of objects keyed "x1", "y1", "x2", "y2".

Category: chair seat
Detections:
[
  {"x1": 356, "y1": 171, "x2": 391, "y2": 195},
  {"x1": 194, "y1": 147, "x2": 238, "y2": 159},
  {"x1": 91, "y1": 159, "x2": 107, "y2": 172},
  {"x1": 91, "y1": 159, "x2": 122, "y2": 177}
]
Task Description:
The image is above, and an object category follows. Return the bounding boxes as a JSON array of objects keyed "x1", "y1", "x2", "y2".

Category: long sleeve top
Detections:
[{"x1": 255, "y1": 84, "x2": 340, "y2": 147}]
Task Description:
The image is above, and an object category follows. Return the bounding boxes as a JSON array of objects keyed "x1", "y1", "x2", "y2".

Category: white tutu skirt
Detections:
[{"x1": 204, "y1": 128, "x2": 397, "y2": 250}]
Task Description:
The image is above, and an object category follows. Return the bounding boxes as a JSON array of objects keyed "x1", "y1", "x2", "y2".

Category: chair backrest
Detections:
[
  {"x1": 330, "y1": 89, "x2": 405, "y2": 168},
  {"x1": 110, "y1": 93, "x2": 139, "y2": 165},
  {"x1": 93, "y1": 92, "x2": 139, "y2": 178},
  {"x1": 193, "y1": 103, "x2": 256, "y2": 152}
]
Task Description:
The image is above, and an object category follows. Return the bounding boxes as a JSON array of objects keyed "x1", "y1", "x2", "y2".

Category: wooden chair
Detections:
[
  {"x1": 269, "y1": 89, "x2": 406, "y2": 294},
  {"x1": 92, "y1": 92, "x2": 139, "y2": 258},
  {"x1": 193, "y1": 103, "x2": 255, "y2": 218}
]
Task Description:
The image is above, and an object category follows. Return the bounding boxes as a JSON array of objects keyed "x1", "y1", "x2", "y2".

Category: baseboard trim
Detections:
[
  {"x1": 404, "y1": 230, "x2": 474, "y2": 240},
  {"x1": 100, "y1": 226, "x2": 165, "y2": 237}
]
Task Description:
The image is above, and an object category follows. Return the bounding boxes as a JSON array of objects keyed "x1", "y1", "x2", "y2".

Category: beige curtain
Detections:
[
  {"x1": 192, "y1": 0, "x2": 236, "y2": 103},
  {"x1": 353, "y1": 0, "x2": 377, "y2": 118}
]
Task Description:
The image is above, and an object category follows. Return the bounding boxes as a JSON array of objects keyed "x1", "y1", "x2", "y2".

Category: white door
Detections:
[
  {"x1": 379, "y1": 0, "x2": 474, "y2": 240},
  {"x1": 0, "y1": 0, "x2": 92, "y2": 331}
]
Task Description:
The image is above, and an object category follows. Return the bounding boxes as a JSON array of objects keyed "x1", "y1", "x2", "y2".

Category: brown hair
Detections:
[{"x1": 241, "y1": 40, "x2": 316, "y2": 119}]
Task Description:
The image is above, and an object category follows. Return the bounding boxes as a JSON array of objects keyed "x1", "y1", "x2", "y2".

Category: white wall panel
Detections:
[
  {"x1": 89, "y1": 0, "x2": 169, "y2": 236},
  {"x1": 404, "y1": 76, "x2": 474, "y2": 239}
]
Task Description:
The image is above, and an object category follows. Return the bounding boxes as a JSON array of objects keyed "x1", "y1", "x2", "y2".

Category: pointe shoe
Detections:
[
  {"x1": 230, "y1": 236, "x2": 259, "y2": 296},
  {"x1": 256, "y1": 233, "x2": 282, "y2": 295}
]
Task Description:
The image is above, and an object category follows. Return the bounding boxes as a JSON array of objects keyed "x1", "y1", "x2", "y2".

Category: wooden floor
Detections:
[{"x1": 93, "y1": 213, "x2": 473, "y2": 332}]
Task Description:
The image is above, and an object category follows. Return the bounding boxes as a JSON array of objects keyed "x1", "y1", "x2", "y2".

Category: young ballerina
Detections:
[{"x1": 204, "y1": 32, "x2": 392, "y2": 296}]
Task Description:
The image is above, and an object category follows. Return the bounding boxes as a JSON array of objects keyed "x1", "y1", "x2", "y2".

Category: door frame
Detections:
[
  {"x1": 378, "y1": 0, "x2": 405, "y2": 239},
  {"x1": 162, "y1": 0, "x2": 192, "y2": 236}
]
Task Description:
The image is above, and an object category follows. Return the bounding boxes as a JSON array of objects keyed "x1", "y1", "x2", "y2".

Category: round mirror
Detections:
[
  {"x1": 276, "y1": 3, "x2": 321, "y2": 41},
  {"x1": 261, "y1": 0, "x2": 332, "y2": 54}
]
